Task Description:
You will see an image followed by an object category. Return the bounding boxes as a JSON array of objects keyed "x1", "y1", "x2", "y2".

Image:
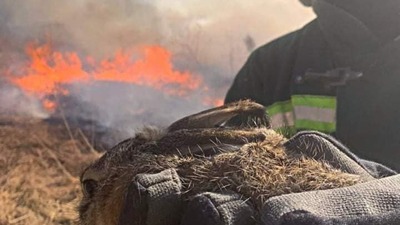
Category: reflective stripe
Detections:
[
  {"x1": 270, "y1": 111, "x2": 295, "y2": 128},
  {"x1": 295, "y1": 120, "x2": 336, "y2": 133},
  {"x1": 294, "y1": 106, "x2": 336, "y2": 123},
  {"x1": 266, "y1": 101, "x2": 295, "y2": 129},
  {"x1": 292, "y1": 95, "x2": 336, "y2": 109},
  {"x1": 267, "y1": 101, "x2": 293, "y2": 116},
  {"x1": 292, "y1": 95, "x2": 336, "y2": 133},
  {"x1": 266, "y1": 95, "x2": 337, "y2": 134}
]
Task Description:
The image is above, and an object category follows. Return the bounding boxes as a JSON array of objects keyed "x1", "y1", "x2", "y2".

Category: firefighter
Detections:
[{"x1": 225, "y1": 0, "x2": 400, "y2": 172}]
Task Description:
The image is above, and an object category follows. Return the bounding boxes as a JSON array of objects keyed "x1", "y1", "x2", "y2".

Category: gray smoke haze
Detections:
[
  {"x1": 0, "y1": 79, "x2": 47, "y2": 118},
  {"x1": 0, "y1": 0, "x2": 314, "y2": 143}
]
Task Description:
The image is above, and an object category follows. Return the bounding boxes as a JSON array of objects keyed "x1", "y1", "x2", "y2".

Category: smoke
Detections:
[
  {"x1": 0, "y1": 0, "x2": 163, "y2": 55},
  {"x1": 0, "y1": 0, "x2": 314, "y2": 67},
  {"x1": 0, "y1": 0, "x2": 314, "y2": 144},
  {"x1": 0, "y1": 80, "x2": 47, "y2": 118}
]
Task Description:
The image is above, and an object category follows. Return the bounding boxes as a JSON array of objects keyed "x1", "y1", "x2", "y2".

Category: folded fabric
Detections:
[
  {"x1": 284, "y1": 131, "x2": 396, "y2": 179},
  {"x1": 261, "y1": 174, "x2": 400, "y2": 225},
  {"x1": 118, "y1": 169, "x2": 182, "y2": 225},
  {"x1": 117, "y1": 131, "x2": 399, "y2": 225},
  {"x1": 180, "y1": 192, "x2": 256, "y2": 225}
]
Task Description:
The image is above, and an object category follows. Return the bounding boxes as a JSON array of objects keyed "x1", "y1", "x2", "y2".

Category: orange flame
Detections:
[
  {"x1": 93, "y1": 46, "x2": 201, "y2": 96},
  {"x1": 203, "y1": 97, "x2": 224, "y2": 107},
  {"x1": 9, "y1": 43, "x2": 207, "y2": 111},
  {"x1": 11, "y1": 43, "x2": 89, "y2": 99}
]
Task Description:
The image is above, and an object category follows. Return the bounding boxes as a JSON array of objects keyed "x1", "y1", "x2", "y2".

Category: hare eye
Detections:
[{"x1": 82, "y1": 179, "x2": 98, "y2": 197}]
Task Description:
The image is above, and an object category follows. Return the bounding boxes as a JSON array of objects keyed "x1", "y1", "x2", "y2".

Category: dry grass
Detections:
[{"x1": 0, "y1": 116, "x2": 100, "y2": 225}]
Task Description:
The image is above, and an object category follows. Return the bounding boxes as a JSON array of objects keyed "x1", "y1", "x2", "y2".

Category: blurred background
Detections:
[
  {"x1": 0, "y1": 0, "x2": 314, "y2": 224},
  {"x1": 0, "y1": 0, "x2": 314, "y2": 145}
]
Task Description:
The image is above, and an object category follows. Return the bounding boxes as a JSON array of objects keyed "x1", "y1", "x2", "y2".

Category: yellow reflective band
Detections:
[
  {"x1": 266, "y1": 95, "x2": 337, "y2": 134},
  {"x1": 295, "y1": 119, "x2": 336, "y2": 133},
  {"x1": 292, "y1": 95, "x2": 336, "y2": 109}
]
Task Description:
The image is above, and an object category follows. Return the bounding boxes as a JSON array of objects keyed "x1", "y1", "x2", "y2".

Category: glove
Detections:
[
  {"x1": 117, "y1": 169, "x2": 256, "y2": 225},
  {"x1": 180, "y1": 192, "x2": 256, "y2": 225},
  {"x1": 118, "y1": 169, "x2": 183, "y2": 225},
  {"x1": 261, "y1": 174, "x2": 400, "y2": 225}
]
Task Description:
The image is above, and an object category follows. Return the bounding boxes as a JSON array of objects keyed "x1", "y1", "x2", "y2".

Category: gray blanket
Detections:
[
  {"x1": 262, "y1": 174, "x2": 400, "y2": 225},
  {"x1": 119, "y1": 131, "x2": 399, "y2": 225}
]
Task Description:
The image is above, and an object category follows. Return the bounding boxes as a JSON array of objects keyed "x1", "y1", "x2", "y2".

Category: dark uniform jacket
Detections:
[{"x1": 225, "y1": 0, "x2": 400, "y2": 171}]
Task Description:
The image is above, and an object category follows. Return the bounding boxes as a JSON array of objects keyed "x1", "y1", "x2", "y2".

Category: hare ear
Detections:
[{"x1": 167, "y1": 100, "x2": 270, "y2": 132}]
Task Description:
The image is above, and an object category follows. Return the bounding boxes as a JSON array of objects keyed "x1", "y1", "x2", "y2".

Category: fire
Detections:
[
  {"x1": 9, "y1": 42, "x2": 208, "y2": 111},
  {"x1": 93, "y1": 46, "x2": 201, "y2": 96},
  {"x1": 203, "y1": 97, "x2": 224, "y2": 107},
  {"x1": 11, "y1": 43, "x2": 89, "y2": 102},
  {"x1": 43, "y1": 99, "x2": 57, "y2": 111}
]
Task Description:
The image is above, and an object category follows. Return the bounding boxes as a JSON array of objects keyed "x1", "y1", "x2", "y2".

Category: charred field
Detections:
[{"x1": 0, "y1": 115, "x2": 101, "y2": 225}]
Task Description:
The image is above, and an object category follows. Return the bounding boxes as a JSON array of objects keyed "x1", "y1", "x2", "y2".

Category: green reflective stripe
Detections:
[
  {"x1": 292, "y1": 95, "x2": 336, "y2": 109},
  {"x1": 266, "y1": 100, "x2": 293, "y2": 116},
  {"x1": 267, "y1": 101, "x2": 295, "y2": 129},
  {"x1": 292, "y1": 95, "x2": 337, "y2": 131},
  {"x1": 266, "y1": 95, "x2": 337, "y2": 135},
  {"x1": 275, "y1": 126, "x2": 297, "y2": 138},
  {"x1": 295, "y1": 119, "x2": 336, "y2": 133}
]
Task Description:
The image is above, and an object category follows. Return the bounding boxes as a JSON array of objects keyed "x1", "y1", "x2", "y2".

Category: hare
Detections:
[{"x1": 78, "y1": 100, "x2": 373, "y2": 225}]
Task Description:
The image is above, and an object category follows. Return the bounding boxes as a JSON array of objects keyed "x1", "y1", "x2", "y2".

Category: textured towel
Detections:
[
  {"x1": 285, "y1": 131, "x2": 396, "y2": 178},
  {"x1": 180, "y1": 192, "x2": 256, "y2": 225},
  {"x1": 118, "y1": 132, "x2": 399, "y2": 225},
  {"x1": 261, "y1": 174, "x2": 400, "y2": 225},
  {"x1": 118, "y1": 169, "x2": 182, "y2": 225}
]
